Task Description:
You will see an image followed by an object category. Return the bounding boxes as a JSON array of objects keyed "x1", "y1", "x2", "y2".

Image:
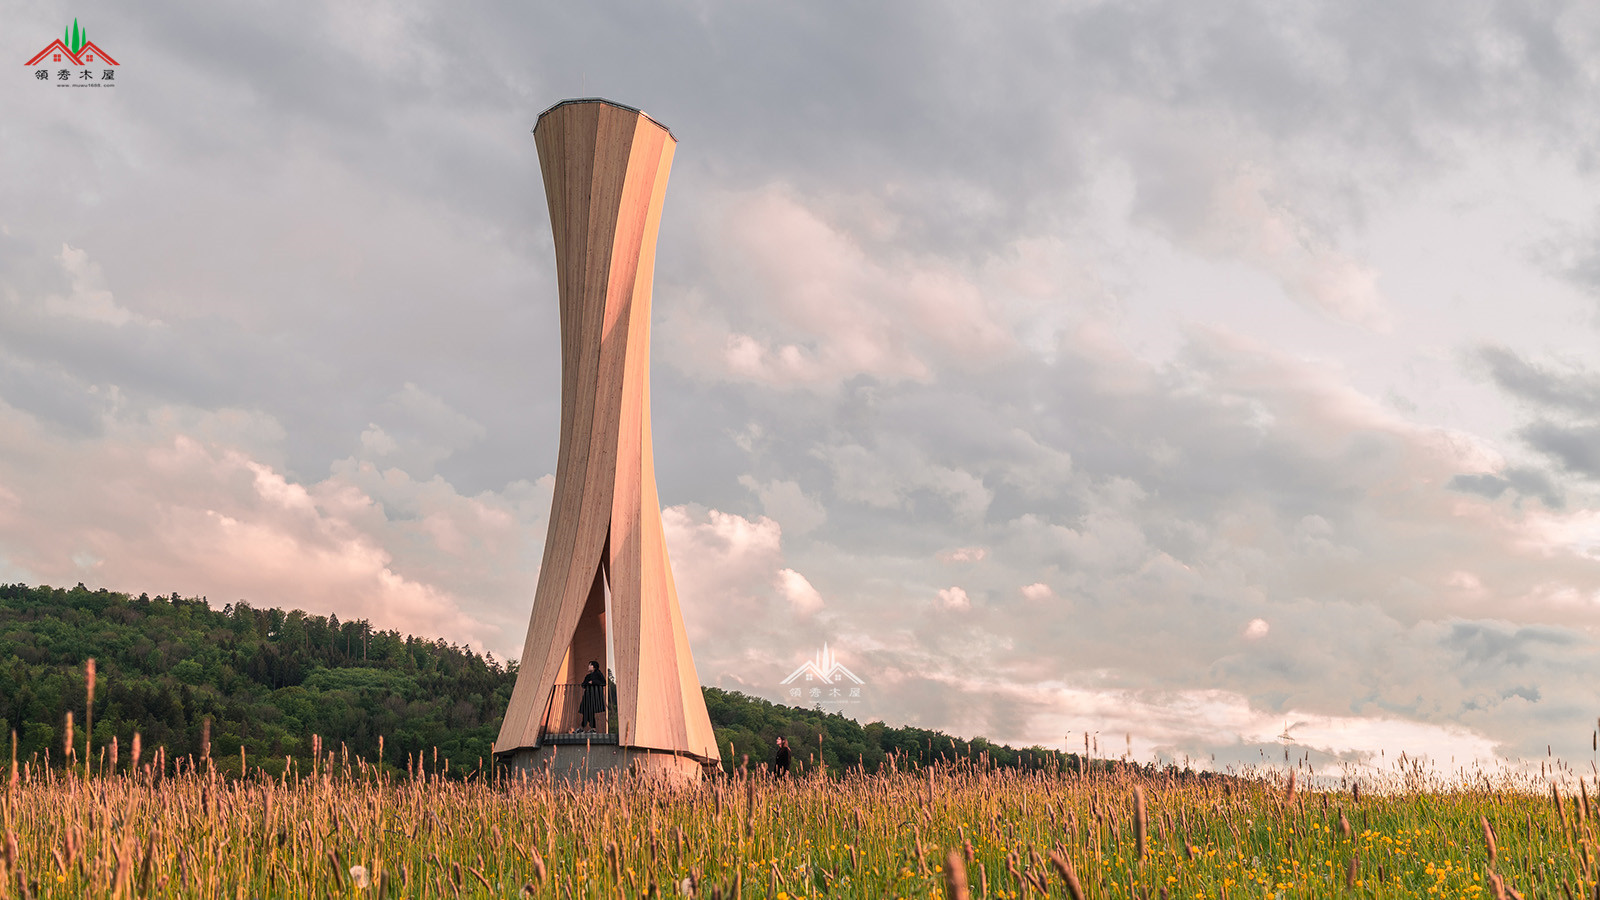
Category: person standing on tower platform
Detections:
[
  {"x1": 577, "y1": 660, "x2": 606, "y2": 732},
  {"x1": 771, "y1": 736, "x2": 791, "y2": 777}
]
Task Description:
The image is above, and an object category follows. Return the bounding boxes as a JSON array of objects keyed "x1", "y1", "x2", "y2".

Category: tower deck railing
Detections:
[{"x1": 540, "y1": 682, "x2": 619, "y2": 745}]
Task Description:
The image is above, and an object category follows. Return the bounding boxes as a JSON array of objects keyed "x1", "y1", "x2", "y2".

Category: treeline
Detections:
[
  {"x1": 705, "y1": 688, "x2": 1078, "y2": 775},
  {"x1": 1, "y1": 583, "x2": 1086, "y2": 778},
  {"x1": 0, "y1": 583, "x2": 509, "y2": 777}
]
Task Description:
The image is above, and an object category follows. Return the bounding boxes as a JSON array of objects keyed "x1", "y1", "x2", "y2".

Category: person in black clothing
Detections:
[
  {"x1": 771, "y1": 736, "x2": 791, "y2": 777},
  {"x1": 577, "y1": 660, "x2": 606, "y2": 732}
]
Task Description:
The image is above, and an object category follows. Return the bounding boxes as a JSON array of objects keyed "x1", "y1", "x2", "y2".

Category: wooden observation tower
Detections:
[{"x1": 494, "y1": 99, "x2": 718, "y2": 782}]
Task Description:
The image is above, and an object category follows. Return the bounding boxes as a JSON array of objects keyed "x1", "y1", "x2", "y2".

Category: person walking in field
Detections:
[
  {"x1": 577, "y1": 660, "x2": 606, "y2": 732},
  {"x1": 771, "y1": 736, "x2": 791, "y2": 777}
]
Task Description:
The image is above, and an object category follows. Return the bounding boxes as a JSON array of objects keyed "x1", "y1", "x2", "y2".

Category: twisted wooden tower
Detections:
[{"x1": 495, "y1": 99, "x2": 718, "y2": 781}]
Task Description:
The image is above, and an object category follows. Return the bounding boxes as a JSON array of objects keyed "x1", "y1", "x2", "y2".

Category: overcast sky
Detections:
[{"x1": 6, "y1": 0, "x2": 1600, "y2": 776}]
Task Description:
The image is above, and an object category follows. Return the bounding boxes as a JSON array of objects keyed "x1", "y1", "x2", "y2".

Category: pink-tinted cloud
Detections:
[
  {"x1": 661, "y1": 185, "x2": 1017, "y2": 387},
  {"x1": 0, "y1": 395, "x2": 520, "y2": 649}
]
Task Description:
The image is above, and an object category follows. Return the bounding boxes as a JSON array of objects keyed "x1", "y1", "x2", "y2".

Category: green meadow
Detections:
[{"x1": 3, "y1": 755, "x2": 1594, "y2": 899}]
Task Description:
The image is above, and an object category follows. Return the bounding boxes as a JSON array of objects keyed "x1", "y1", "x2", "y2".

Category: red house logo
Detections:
[{"x1": 26, "y1": 19, "x2": 119, "y2": 82}]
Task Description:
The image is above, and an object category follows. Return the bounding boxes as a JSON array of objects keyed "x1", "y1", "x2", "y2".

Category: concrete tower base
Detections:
[{"x1": 499, "y1": 744, "x2": 712, "y2": 786}]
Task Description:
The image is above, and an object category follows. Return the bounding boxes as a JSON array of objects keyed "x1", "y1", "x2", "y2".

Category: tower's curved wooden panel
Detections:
[{"x1": 496, "y1": 99, "x2": 717, "y2": 765}]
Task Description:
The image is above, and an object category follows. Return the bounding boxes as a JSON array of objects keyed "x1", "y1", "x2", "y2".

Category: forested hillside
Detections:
[
  {"x1": 0, "y1": 583, "x2": 1076, "y2": 776},
  {"x1": 0, "y1": 583, "x2": 508, "y2": 776}
]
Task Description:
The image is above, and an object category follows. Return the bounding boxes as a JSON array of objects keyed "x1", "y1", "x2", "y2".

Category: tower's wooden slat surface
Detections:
[
  {"x1": 498, "y1": 105, "x2": 595, "y2": 746},
  {"x1": 607, "y1": 115, "x2": 663, "y2": 750},
  {"x1": 496, "y1": 100, "x2": 717, "y2": 764},
  {"x1": 499, "y1": 103, "x2": 610, "y2": 746}
]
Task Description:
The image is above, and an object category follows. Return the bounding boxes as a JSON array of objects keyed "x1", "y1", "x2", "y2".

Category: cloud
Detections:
[
  {"x1": 1243, "y1": 618, "x2": 1270, "y2": 639},
  {"x1": 937, "y1": 586, "x2": 971, "y2": 611},
  {"x1": 45, "y1": 245, "x2": 152, "y2": 328},
  {"x1": 1519, "y1": 422, "x2": 1600, "y2": 480},
  {"x1": 657, "y1": 504, "x2": 844, "y2": 691},
  {"x1": 1477, "y1": 345, "x2": 1600, "y2": 416},
  {"x1": 814, "y1": 440, "x2": 993, "y2": 521},
  {"x1": 357, "y1": 382, "x2": 488, "y2": 477},
  {"x1": 1473, "y1": 346, "x2": 1600, "y2": 487},
  {"x1": 660, "y1": 186, "x2": 1017, "y2": 388},
  {"x1": 1019, "y1": 582, "x2": 1055, "y2": 602},
  {"x1": 1133, "y1": 163, "x2": 1391, "y2": 330},
  {"x1": 776, "y1": 568, "x2": 824, "y2": 614},
  {"x1": 660, "y1": 505, "x2": 783, "y2": 625},
  {"x1": 660, "y1": 504, "x2": 825, "y2": 634},
  {"x1": 0, "y1": 395, "x2": 506, "y2": 647},
  {"x1": 738, "y1": 476, "x2": 827, "y2": 535},
  {"x1": 1447, "y1": 468, "x2": 1563, "y2": 509},
  {"x1": 759, "y1": 326, "x2": 1600, "y2": 757}
]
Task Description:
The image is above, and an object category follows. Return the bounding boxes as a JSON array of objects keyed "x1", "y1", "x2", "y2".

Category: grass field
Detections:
[{"x1": 3, "y1": 751, "x2": 1596, "y2": 899}]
